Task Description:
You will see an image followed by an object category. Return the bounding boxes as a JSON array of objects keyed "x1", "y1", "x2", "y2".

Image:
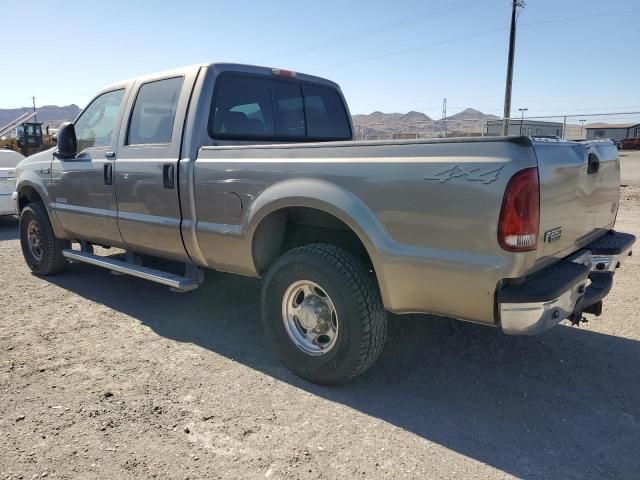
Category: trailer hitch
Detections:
[
  {"x1": 568, "y1": 311, "x2": 588, "y2": 327},
  {"x1": 568, "y1": 300, "x2": 603, "y2": 327}
]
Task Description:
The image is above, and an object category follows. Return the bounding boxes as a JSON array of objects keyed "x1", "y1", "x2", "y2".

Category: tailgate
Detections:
[{"x1": 533, "y1": 140, "x2": 619, "y2": 264}]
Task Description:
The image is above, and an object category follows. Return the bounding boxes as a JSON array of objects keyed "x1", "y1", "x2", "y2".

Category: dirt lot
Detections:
[{"x1": 1, "y1": 181, "x2": 640, "y2": 479}]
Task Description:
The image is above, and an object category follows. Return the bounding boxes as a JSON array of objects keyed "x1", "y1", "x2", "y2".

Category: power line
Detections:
[
  {"x1": 520, "y1": 8, "x2": 640, "y2": 28},
  {"x1": 269, "y1": 0, "x2": 482, "y2": 62},
  {"x1": 319, "y1": 26, "x2": 507, "y2": 70},
  {"x1": 317, "y1": 8, "x2": 638, "y2": 71}
]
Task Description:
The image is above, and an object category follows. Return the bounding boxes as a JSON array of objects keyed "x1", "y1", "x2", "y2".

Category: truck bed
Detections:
[{"x1": 182, "y1": 136, "x2": 620, "y2": 325}]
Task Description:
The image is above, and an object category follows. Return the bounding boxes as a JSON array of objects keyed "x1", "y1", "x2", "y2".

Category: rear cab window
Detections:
[{"x1": 209, "y1": 73, "x2": 351, "y2": 142}]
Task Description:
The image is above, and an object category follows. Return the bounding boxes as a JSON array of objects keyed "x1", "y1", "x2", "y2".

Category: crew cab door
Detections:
[
  {"x1": 114, "y1": 73, "x2": 193, "y2": 261},
  {"x1": 49, "y1": 88, "x2": 128, "y2": 247}
]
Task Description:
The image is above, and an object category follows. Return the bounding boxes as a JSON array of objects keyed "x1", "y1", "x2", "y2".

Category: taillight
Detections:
[
  {"x1": 498, "y1": 167, "x2": 540, "y2": 252},
  {"x1": 272, "y1": 68, "x2": 297, "y2": 78}
]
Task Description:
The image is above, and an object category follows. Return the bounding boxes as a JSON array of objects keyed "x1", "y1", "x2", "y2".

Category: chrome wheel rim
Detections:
[
  {"x1": 27, "y1": 220, "x2": 44, "y2": 261},
  {"x1": 282, "y1": 280, "x2": 339, "y2": 356}
]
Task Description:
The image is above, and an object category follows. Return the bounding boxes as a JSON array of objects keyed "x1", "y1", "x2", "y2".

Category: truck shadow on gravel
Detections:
[
  {"x1": 47, "y1": 264, "x2": 640, "y2": 480},
  {"x1": 0, "y1": 215, "x2": 18, "y2": 241}
]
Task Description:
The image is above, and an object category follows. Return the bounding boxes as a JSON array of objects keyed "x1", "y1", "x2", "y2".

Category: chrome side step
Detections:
[{"x1": 62, "y1": 249, "x2": 200, "y2": 292}]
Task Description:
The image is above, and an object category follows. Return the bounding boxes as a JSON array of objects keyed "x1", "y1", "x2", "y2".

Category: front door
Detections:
[
  {"x1": 114, "y1": 75, "x2": 189, "y2": 261},
  {"x1": 50, "y1": 88, "x2": 127, "y2": 247}
]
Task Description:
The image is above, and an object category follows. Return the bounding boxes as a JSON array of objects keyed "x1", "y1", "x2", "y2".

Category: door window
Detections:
[
  {"x1": 74, "y1": 89, "x2": 125, "y2": 152},
  {"x1": 127, "y1": 77, "x2": 184, "y2": 145}
]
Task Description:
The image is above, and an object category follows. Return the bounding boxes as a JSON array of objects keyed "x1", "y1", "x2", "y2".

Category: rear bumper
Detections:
[{"x1": 499, "y1": 231, "x2": 635, "y2": 335}]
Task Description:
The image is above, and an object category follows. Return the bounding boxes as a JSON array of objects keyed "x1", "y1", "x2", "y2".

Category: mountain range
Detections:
[
  {"x1": 0, "y1": 105, "x2": 81, "y2": 130},
  {"x1": 1, "y1": 105, "x2": 498, "y2": 138},
  {"x1": 352, "y1": 108, "x2": 499, "y2": 138}
]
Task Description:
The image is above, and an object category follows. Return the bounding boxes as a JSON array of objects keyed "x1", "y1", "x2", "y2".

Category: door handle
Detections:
[
  {"x1": 105, "y1": 151, "x2": 116, "y2": 159},
  {"x1": 104, "y1": 163, "x2": 113, "y2": 185},
  {"x1": 163, "y1": 164, "x2": 175, "y2": 189}
]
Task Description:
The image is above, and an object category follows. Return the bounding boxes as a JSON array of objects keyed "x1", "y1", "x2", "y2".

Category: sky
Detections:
[{"x1": 1, "y1": 0, "x2": 639, "y2": 117}]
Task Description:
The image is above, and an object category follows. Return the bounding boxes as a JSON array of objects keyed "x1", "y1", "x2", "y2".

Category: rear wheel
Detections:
[
  {"x1": 19, "y1": 202, "x2": 69, "y2": 275},
  {"x1": 261, "y1": 244, "x2": 387, "y2": 385}
]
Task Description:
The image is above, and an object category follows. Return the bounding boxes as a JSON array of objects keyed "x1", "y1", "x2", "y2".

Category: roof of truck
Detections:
[{"x1": 99, "y1": 62, "x2": 341, "y2": 96}]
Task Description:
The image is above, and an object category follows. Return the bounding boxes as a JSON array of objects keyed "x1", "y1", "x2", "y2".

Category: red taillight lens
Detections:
[
  {"x1": 272, "y1": 68, "x2": 297, "y2": 78},
  {"x1": 498, "y1": 167, "x2": 540, "y2": 252}
]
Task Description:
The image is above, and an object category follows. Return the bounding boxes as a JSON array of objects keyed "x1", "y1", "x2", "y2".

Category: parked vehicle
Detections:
[
  {"x1": 0, "y1": 149, "x2": 24, "y2": 215},
  {"x1": 12, "y1": 63, "x2": 635, "y2": 384},
  {"x1": 621, "y1": 137, "x2": 640, "y2": 150}
]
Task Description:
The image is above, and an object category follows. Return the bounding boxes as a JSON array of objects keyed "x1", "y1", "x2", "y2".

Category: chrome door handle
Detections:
[{"x1": 105, "y1": 151, "x2": 116, "y2": 159}]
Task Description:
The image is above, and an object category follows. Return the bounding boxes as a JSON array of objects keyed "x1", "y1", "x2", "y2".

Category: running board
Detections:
[{"x1": 62, "y1": 249, "x2": 200, "y2": 292}]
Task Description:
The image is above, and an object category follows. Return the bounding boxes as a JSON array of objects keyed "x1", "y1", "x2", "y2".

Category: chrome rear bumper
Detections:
[{"x1": 499, "y1": 231, "x2": 634, "y2": 335}]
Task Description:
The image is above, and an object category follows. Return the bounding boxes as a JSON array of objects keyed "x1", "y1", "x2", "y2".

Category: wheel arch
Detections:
[
  {"x1": 16, "y1": 177, "x2": 66, "y2": 239},
  {"x1": 247, "y1": 179, "x2": 392, "y2": 307}
]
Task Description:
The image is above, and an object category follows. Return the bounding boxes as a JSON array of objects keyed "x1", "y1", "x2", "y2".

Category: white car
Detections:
[{"x1": 0, "y1": 149, "x2": 24, "y2": 215}]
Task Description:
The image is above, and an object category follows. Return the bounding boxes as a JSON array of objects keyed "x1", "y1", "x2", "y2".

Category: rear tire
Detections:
[
  {"x1": 261, "y1": 244, "x2": 387, "y2": 385},
  {"x1": 19, "y1": 202, "x2": 69, "y2": 275}
]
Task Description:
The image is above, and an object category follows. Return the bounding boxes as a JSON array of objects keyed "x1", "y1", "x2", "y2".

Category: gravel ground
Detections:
[{"x1": 1, "y1": 185, "x2": 639, "y2": 479}]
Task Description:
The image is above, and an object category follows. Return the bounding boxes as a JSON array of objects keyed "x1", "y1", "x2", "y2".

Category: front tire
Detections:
[
  {"x1": 19, "y1": 202, "x2": 69, "y2": 275},
  {"x1": 261, "y1": 244, "x2": 387, "y2": 385}
]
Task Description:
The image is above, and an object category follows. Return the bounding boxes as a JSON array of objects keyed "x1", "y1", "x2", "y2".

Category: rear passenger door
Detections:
[{"x1": 114, "y1": 74, "x2": 193, "y2": 261}]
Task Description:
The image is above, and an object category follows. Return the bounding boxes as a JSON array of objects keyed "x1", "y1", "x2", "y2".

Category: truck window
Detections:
[
  {"x1": 272, "y1": 82, "x2": 305, "y2": 138},
  {"x1": 303, "y1": 84, "x2": 352, "y2": 140},
  {"x1": 211, "y1": 76, "x2": 274, "y2": 137},
  {"x1": 127, "y1": 76, "x2": 184, "y2": 145},
  {"x1": 74, "y1": 89, "x2": 125, "y2": 152},
  {"x1": 209, "y1": 73, "x2": 351, "y2": 141}
]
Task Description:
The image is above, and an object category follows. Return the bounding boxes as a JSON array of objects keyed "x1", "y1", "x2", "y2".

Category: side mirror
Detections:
[{"x1": 54, "y1": 122, "x2": 77, "y2": 159}]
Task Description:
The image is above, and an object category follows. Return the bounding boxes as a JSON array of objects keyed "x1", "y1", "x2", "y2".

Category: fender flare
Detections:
[
  {"x1": 15, "y1": 173, "x2": 66, "y2": 238},
  {"x1": 245, "y1": 178, "x2": 393, "y2": 303}
]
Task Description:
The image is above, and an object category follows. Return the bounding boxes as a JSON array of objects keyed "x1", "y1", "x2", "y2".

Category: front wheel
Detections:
[
  {"x1": 261, "y1": 244, "x2": 387, "y2": 385},
  {"x1": 19, "y1": 202, "x2": 69, "y2": 275}
]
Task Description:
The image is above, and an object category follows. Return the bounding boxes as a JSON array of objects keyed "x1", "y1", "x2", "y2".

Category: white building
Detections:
[
  {"x1": 484, "y1": 119, "x2": 563, "y2": 137},
  {"x1": 585, "y1": 123, "x2": 640, "y2": 141}
]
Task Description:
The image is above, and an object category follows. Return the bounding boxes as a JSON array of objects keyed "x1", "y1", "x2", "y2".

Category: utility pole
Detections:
[
  {"x1": 579, "y1": 119, "x2": 586, "y2": 138},
  {"x1": 518, "y1": 107, "x2": 528, "y2": 135},
  {"x1": 502, "y1": 0, "x2": 525, "y2": 136},
  {"x1": 442, "y1": 97, "x2": 447, "y2": 138}
]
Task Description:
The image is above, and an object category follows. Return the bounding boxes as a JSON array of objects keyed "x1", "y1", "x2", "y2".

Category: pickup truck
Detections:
[
  {"x1": 1, "y1": 149, "x2": 24, "y2": 215},
  {"x1": 13, "y1": 63, "x2": 635, "y2": 385}
]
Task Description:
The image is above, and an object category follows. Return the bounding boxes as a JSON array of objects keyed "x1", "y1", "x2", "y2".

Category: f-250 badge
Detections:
[{"x1": 423, "y1": 165, "x2": 504, "y2": 184}]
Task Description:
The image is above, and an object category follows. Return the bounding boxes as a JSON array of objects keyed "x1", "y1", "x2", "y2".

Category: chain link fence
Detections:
[{"x1": 353, "y1": 111, "x2": 640, "y2": 149}]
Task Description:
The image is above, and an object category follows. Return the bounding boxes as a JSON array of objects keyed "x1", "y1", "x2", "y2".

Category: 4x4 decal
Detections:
[{"x1": 424, "y1": 165, "x2": 504, "y2": 184}]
